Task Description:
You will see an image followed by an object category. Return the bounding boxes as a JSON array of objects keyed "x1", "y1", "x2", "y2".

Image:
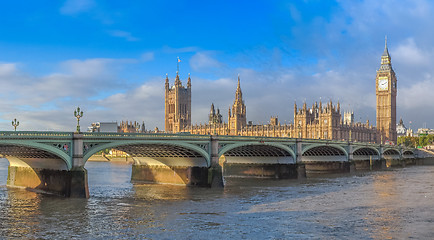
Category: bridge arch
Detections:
[
  {"x1": 403, "y1": 150, "x2": 414, "y2": 155},
  {"x1": 383, "y1": 148, "x2": 400, "y2": 155},
  {"x1": 0, "y1": 141, "x2": 72, "y2": 170},
  {"x1": 302, "y1": 144, "x2": 348, "y2": 162},
  {"x1": 83, "y1": 140, "x2": 211, "y2": 167},
  {"x1": 352, "y1": 146, "x2": 380, "y2": 156},
  {"x1": 218, "y1": 142, "x2": 295, "y2": 161},
  {"x1": 352, "y1": 146, "x2": 380, "y2": 161},
  {"x1": 402, "y1": 149, "x2": 415, "y2": 159}
]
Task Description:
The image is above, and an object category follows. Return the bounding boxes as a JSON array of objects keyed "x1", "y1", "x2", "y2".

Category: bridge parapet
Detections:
[{"x1": 0, "y1": 131, "x2": 73, "y2": 138}]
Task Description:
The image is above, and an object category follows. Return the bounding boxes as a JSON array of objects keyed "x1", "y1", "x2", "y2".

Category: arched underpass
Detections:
[
  {"x1": 383, "y1": 149, "x2": 400, "y2": 159},
  {"x1": 403, "y1": 150, "x2": 415, "y2": 159},
  {"x1": 0, "y1": 144, "x2": 87, "y2": 197},
  {"x1": 302, "y1": 145, "x2": 349, "y2": 174},
  {"x1": 353, "y1": 147, "x2": 382, "y2": 170},
  {"x1": 87, "y1": 143, "x2": 210, "y2": 186},
  {"x1": 383, "y1": 149, "x2": 402, "y2": 167},
  {"x1": 219, "y1": 144, "x2": 297, "y2": 179}
]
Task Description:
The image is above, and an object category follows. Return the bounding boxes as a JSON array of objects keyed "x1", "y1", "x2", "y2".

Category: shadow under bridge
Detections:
[
  {"x1": 0, "y1": 144, "x2": 70, "y2": 170},
  {"x1": 219, "y1": 143, "x2": 295, "y2": 164},
  {"x1": 302, "y1": 145, "x2": 348, "y2": 162},
  {"x1": 353, "y1": 147, "x2": 380, "y2": 161},
  {"x1": 85, "y1": 142, "x2": 210, "y2": 168}
]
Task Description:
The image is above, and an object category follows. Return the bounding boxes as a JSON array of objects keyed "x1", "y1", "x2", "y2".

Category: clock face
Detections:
[{"x1": 378, "y1": 78, "x2": 388, "y2": 91}]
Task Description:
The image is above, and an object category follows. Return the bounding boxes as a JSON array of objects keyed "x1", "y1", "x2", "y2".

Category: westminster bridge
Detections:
[{"x1": 0, "y1": 131, "x2": 418, "y2": 198}]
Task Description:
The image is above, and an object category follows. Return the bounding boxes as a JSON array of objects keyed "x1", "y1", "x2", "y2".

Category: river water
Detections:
[{"x1": 0, "y1": 159, "x2": 433, "y2": 239}]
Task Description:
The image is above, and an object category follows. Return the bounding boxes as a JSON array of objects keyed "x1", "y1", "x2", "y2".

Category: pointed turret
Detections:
[
  {"x1": 141, "y1": 121, "x2": 146, "y2": 133},
  {"x1": 380, "y1": 36, "x2": 392, "y2": 70},
  {"x1": 235, "y1": 74, "x2": 243, "y2": 103},
  {"x1": 187, "y1": 73, "x2": 191, "y2": 88},
  {"x1": 175, "y1": 71, "x2": 182, "y2": 86},
  {"x1": 382, "y1": 36, "x2": 390, "y2": 57},
  {"x1": 210, "y1": 103, "x2": 215, "y2": 115},
  {"x1": 165, "y1": 73, "x2": 169, "y2": 89},
  {"x1": 319, "y1": 99, "x2": 322, "y2": 113}
]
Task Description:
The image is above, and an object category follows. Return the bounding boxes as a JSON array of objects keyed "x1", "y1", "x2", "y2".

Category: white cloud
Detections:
[
  {"x1": 0, "y1": 58, "x2": 135, "y2": 130},
  {"x1": 96, "y1": 79, "x2": 164, "y2": 129},
  {"x1": 0, "y1": 63, "x2": 17, "y2": 76},
  {"x1": 60, "y1": 0, "x2": 95, "y2": 15},
  {"x1": 108, "y1": 30, "x2": 140, "y2": 41},
  {"x1": 162, "y1": 46, "x2": 199, "y2": 54},
  {"x1": 141, "y1": 52, "x2": 154, "y2": 62},
  {"x1": 399, "y1": 77, "x2": 434, "y2": 109},
  {"x1": 393, "y1": 38, "x2": 429, "y2": 66},
  {"x1": 189, "y1": 52, "x2": 223, "y2": 72}
]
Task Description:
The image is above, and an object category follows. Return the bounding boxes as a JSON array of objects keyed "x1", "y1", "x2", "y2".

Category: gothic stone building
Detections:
[
  {"x1": 164, "y1": 39, "x2": 397, "y2": 144},
  {"x1": 164, "y1": 72, "x2": 191, "y2": 133}
]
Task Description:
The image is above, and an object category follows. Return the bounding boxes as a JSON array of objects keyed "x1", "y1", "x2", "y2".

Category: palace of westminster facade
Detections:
[{"x1": 164, "y1": 40, "x2": 397, "y2": 144}]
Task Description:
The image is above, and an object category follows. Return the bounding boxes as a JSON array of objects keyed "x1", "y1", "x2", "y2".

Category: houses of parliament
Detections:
[{"x1": 164, "y1": 39, "x2": 397, "y2": 144}]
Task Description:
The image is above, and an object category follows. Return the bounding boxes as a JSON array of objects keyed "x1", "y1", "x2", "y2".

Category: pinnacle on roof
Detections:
[
  {"x1": 235, "y1": 74, "x2": 243, "y2": 103},
  {"x1": 187, "y1": 73, "x2": 191, "y2": 88},
  {"x1": 382, "y1": 36, "x2": 390, "y2": 57}
]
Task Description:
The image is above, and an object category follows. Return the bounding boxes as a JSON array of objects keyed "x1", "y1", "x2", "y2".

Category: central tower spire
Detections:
[
  {"x1": 380, "y1": 36, "x2": 392, "y2": 70},
  {"x1": 235, "y1": 74, "x2": 243, "y2": 103},
  {"x1": 228, "y1": 74, "x2": 247, "y2": 135}
]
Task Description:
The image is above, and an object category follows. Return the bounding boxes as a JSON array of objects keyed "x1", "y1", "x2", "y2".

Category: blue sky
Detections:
[{"x1": 0, "y1": 0, "x2": 433, "y2": 131}]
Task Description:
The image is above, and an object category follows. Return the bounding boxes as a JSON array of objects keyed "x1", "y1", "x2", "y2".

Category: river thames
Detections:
[{"x1": 0, "y1": 159, "x2": 433, "y2": 239}]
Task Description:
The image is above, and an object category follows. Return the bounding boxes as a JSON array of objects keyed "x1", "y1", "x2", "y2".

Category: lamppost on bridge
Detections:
[
  {"x1": 74, "y1": 107, "x2": 84, "y2": 133},
  {"x1": 11, "y1": 118, "x2": 19, "y2": 131}
]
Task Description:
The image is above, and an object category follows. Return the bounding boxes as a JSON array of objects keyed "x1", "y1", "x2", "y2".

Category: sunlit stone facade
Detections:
[
  {"x1": 163, "y1": 40, "x2": 398, "y2": 144},
  {"x1": 164, "y1": 72, "x2": 191, "y2": 133}
]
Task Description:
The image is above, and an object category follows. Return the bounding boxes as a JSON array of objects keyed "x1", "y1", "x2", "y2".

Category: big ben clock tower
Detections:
[{"x1": 376, "y1": 37, "x2": 397, "y2": 144}]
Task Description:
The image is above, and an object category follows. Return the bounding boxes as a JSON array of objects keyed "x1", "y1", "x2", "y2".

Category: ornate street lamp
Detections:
[
  {"x1": 74, "y1": 107, "x2": 84, "y2": 133},
  {"x1": 12, "y1": 118, "x2": 19, "y2": 131}
]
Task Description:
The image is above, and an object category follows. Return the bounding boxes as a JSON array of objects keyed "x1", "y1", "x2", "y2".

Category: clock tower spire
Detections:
[{"x1": 376, "y1": 36, "x2": 397, "y2": 144}]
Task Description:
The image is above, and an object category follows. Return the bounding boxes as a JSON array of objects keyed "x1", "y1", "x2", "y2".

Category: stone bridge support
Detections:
[
  {"x1": 128, "y1": 139, "x2": 221, "y2": 187},
  {"x1": 5, "y1": 133, "x2": 88, "y2": 198},
  {"x1": 210, "y1": 136, "x2": 224, "y2": 187},
  {"x1": 296, "y1": 139, "x2": 306, "y2": 179}
]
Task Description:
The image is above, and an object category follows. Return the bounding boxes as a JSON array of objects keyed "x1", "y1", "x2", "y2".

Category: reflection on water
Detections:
[{"x1": 1, "y1": 158, "x2": 434, "y2": 239}]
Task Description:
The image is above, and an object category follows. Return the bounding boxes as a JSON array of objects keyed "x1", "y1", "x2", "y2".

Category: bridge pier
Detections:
[
  {"x1": 223, "y1": 163, "x2": 299, "y2": 179},
  {"x1": 303, "y1": 161, "x2": 351, "y2": 174},
  {"x1": 353, "y1": 159, "x2": 385, "y2": 171},
  {"x1": 209, "y1": 136, "x2": 224, "y2": 187},
  {"x1": 7, "y1": 165, "x2": 89, "y2": 198},
  {"x1": 131, "y1": 165, "x2": 209, "y2": 186}
]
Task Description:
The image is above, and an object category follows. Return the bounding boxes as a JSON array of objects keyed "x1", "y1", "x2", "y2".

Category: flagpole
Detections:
[{"x1": 177, "y1": 57, "x2": 180, "y2": 74}]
